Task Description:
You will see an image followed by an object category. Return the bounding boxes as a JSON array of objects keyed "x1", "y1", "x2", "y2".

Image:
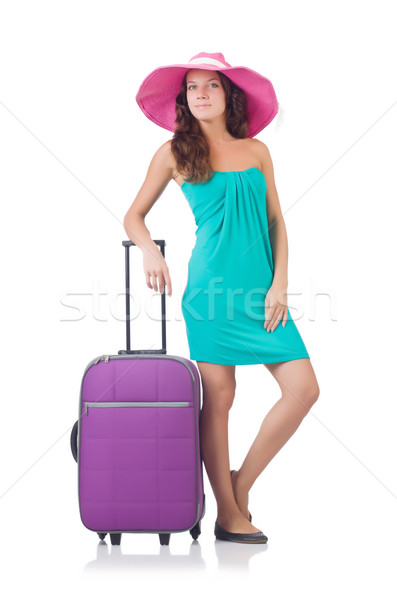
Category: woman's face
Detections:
[{"x1": 185, "y1": 68, "x2": 226, "y2": 123}]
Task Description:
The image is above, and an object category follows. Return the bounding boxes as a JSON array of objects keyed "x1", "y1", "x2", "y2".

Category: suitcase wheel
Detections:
[
  {"x1": 110, "y1": 533, "x2": 122, "y2": 545},
  {"x1": 189, "y1": 521, "x2": 201, "y2": 540},
  {"x1": 159, "y1": 533, "x2": 170, "y2": 545},
  {"x1": 97, "y1": 533, "x2": 107, "y2": 541}
]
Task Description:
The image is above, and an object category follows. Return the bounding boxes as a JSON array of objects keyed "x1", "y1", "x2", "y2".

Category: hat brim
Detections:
[{"x1": 135, "y1": 62, "x2": 278, "y2": 138}]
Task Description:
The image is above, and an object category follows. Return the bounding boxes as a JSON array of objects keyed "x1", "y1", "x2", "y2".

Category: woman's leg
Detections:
[
  {"x1": 232, "y1": 358, "x2": 320, "y2": 517},
  {"x1": 196, "y1": 360, "x2": 262, "y2": 534}
]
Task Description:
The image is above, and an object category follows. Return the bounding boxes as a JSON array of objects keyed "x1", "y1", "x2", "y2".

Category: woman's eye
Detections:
[{"x1": 188, "y1": 83, "x2": 218, "y2": 90}]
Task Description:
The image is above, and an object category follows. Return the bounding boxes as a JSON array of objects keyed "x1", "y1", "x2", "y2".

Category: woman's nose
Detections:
[{"x1": 196, "y1": 89, "x2": 209, "y2": 98}]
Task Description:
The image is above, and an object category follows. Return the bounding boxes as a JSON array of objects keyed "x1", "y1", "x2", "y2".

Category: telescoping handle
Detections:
[{"x1": 118, "y1": 240, "x2": 167, "y2": 355}]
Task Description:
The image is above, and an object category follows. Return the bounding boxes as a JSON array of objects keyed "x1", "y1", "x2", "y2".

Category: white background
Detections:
[{"x1": 0, "y1": 0, "x2": 396, "y2": 596}]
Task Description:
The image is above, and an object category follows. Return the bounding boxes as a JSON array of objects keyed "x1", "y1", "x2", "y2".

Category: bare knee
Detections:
[
  {"x1": 196, "y1": 362, "x2": 236, "y2": 412},
  {"x1": 305, "y1": 382, "x2": 320, "y2": 409},
  {"x1": 203, "y1": 379, "x2": 236, "y2": 413},
  {"x1": 267, "y1": 361, "x2": 320, "y2": 411},
  {"x1": 282, "y1": 380, "x2": 320, "y2": 412},
  {"x1": 299, "y1": 380, "x2": 320, "y2": 410}
]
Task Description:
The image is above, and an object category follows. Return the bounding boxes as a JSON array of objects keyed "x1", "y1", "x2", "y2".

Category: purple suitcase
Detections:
[{"x1": 70, "y1": 240, "x2": 205, "y2": 546}]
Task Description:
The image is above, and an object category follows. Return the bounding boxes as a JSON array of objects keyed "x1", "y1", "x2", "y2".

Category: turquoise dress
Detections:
[{"x1": 180, "y1": 167, "x2": 310, "y2": 365}]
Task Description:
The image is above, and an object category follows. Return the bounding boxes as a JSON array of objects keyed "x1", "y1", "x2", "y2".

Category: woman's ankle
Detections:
[
  {"x1": 234, "y1": 468, "x2": 252, "y2": 495},
  {"x1": 216, "y1": 502, "x2": 241, "y2": 519}
]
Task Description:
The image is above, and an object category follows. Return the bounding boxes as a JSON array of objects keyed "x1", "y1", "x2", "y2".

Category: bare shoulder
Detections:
[
  {"x1": 122, "y1": 139, "x2": 175, "y2": 221},
  {"x1": 156, "y1": 138, "x2": 180, "y2": 177},
  {"x1": 249, "y1": 138, "x2": 272, "y2": 166},
  {"x1": 152, "y1": 138, "x2": 174, "y2": 169},
  {"x1": 142, "y1": 138, "x2": 175, "y2": 184}
]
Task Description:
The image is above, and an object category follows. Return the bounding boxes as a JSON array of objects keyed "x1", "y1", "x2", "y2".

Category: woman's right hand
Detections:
[{"x1": 142, "y1": 249, "x2": 172, "y2": 296}]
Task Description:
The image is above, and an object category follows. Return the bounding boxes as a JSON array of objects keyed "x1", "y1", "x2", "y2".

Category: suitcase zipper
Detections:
[
  {"x1": 84, "y1": 401, "x2": 190, "y2": 415},
  {"x1": 87, "y1": 353, "x2": 196, "y2": 383},
  {"x1": 94, "y1": 354, "x2": 110, "y2": 364}
]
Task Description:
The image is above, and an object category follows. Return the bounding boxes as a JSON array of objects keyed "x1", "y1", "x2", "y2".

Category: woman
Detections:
[{"x1": 124, "y1": 52, "x2": 320, "y2": 544}]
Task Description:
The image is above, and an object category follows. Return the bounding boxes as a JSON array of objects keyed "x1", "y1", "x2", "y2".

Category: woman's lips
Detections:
[{"x1": 196, "y1": 104, "x2": 211, "y2": 108}]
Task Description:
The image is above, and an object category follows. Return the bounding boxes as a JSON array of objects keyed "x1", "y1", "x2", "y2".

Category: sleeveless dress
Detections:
[{"x1": 180, "y1": 167, "x2": 310, "y2": 365}]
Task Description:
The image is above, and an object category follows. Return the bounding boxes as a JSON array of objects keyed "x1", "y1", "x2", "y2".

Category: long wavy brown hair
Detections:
[{"x1": 170, "y1": 71, "x2": 249, "y2": 184}]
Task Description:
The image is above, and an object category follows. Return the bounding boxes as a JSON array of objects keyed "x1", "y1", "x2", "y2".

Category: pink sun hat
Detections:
[{"x1": 135, "y1": 51, "x2": 279, "y2": 138}]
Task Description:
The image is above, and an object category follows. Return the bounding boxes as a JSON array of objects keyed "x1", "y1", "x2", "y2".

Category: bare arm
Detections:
[
  {"x1": 258, "y1": 142, "x2": 288, "y2": 287},
  {"x1": 254, "y1": 140, "x2": 290, "y2": 331},
  {"x1": 123, "y1": 140, "x2": 174, "y2": 296}
]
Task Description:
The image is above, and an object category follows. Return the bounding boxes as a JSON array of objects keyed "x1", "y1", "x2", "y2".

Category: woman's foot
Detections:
[
  {"x1": 216, "y1": 511, "x2": 261, "y2": 534},
  {"x1": 214, "y1": 518, "x2": 267, "y2": 544},
  {"x1": 230, "y1": 469, "x2": 250, "y2": 521}
]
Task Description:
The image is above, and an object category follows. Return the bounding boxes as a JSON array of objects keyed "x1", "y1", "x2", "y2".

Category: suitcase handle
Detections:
[
  {"x1": 70, "y1": 420, "x2": 78, "y2": 462},
  {"x1": 118, "y1": 240, "x2": 167, "y2": 355}
]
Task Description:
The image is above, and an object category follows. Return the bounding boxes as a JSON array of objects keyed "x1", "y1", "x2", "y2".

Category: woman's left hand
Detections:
[{"x1": 264, "y1": 282, "x2": 289, "y2": 332}]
